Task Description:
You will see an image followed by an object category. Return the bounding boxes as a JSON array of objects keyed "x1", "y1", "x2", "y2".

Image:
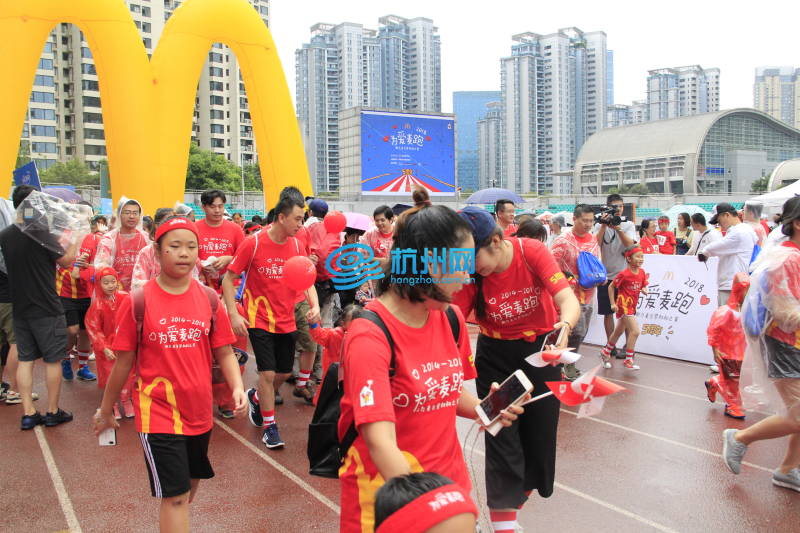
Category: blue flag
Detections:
[{"x1": 12, "y1": 161, "x2": 41, "y2": 189}]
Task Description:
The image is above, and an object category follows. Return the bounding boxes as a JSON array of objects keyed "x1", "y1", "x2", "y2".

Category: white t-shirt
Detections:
[
  {"x1": 700, "y1": 223, "x2": 758, "y2": 290},
  {"x1": 687, "y1": 228, "x2": 722, "y2": 255}
]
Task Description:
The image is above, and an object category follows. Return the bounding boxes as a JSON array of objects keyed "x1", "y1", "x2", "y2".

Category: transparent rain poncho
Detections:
[
  {"x1": 93, "y1": 196, "x2": 150, "y2": 291},
  {"x1": 13, "y1": 189, "x2": 92, "y2": 256},
  {"x1": 740, "y1": 242, "x2": 800, "y2": 415}
]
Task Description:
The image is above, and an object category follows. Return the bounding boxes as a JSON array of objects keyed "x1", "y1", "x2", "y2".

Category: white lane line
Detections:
[
  {"x1": 559, "y1": 409, "x2": 772, "y2": 473},
  {"x1": 214, "y1": 419, "x2": 340, "y2": 514},
  {"x1": 604, "y1": 376, "x2": 708, "y2": 402},
  {"x1": 34, "y1": 426, "x2": 83, "y2": 533},
  {"x1": 468, "y1": 446, "x2": 680, "y2": 533}
]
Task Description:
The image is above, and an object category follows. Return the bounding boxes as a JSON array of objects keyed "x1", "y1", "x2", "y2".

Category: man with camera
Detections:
[{"x1": 594, "y1": 194, "x2": 638, "y2": 359}]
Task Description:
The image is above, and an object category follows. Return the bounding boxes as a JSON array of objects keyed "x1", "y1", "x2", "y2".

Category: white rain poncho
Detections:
[
  {"x1": 740, "y1": 241, "x2": 800, "y2": 415},
  {"x1": 13, "y1": 190, "x2": 91, "y2": 256}
]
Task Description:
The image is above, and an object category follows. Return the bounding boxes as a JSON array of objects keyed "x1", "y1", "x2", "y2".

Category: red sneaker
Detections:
[
  {"x1": 724, "y1": 404, "x2": 746, "y2": 420},
  {"x1": 623, "y1": 358, "x2": 640, "y2": 370}
]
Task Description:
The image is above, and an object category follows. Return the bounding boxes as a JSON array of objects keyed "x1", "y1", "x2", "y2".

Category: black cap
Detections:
[{"x1": 708, "y1": 202, "x2": 737, "y2": 225}]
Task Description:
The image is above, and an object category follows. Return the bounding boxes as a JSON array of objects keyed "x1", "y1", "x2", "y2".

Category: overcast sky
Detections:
[{"x1": 270, "y1": 0, "x2": 797, "y2": 113}]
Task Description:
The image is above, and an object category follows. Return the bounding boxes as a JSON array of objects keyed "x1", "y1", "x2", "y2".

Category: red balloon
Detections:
[
  {"x1": 323, "y1": 211, "x2": 346, "y2": 234},
  {"x1": 282, "y1": 256, "x2": 316, "y2": 292}
]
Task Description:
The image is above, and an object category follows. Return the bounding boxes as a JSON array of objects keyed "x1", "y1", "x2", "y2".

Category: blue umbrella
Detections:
[
  {"x1": 43, "y1": 187, "x2": 83, "y2": 204},
  {"x1": 465, "y1": 187, "x2": 524, "y2": 205}
]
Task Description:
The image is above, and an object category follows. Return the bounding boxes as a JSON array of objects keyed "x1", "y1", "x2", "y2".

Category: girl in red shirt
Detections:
[
  {"x1": 338, "y1": 205, "x2": 521, "y2": 533},
  {"x1": 84, "y1": 267, "x2": 135, "y2": 419},
  {"x1": 452, "y1": 206, "x2": 580, "y2": 532},
  {"x1": 93, "y1": 217, "x2": 246, "y2": 533},
  {"x1": 602, "y1": 246, "x2": 649, "y2": 370},
  {"x1": 639, "y1": 219, "x2": 661, "y2": 254},
  {"x1": 308, "y1": 304, "x2": 362, "y2": 405}
]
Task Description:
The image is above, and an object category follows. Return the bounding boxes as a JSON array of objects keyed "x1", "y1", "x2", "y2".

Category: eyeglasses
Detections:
[{"x1": 121, "y1": 210, "x2": 139, "y2": 216}]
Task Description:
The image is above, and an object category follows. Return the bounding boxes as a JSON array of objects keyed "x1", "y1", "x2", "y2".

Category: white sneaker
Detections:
[
  {"x1": 709, "y1": 364, "x2": 719, "y2": 373},
  {"x1": 88, "y1": 353, "x2": 95, "y2": 361}
]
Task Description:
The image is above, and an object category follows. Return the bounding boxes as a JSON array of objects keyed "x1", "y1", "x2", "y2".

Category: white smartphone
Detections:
[
  {"x1": 475, "y1": 369, "x2": 534, "y2": 427},
  {"x1": 98, "y1": 427, "x2": 117, "y2": 446}
]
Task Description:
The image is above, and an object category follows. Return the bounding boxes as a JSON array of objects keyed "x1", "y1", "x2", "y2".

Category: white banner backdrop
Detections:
[{"x1": 584, "y1": 255, "x2": 720, "y2": 364}]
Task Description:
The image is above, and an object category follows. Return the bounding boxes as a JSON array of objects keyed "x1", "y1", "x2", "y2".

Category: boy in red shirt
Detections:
[
  {"x1": 360, "y1": 205, "x2": 395, "y2": 268},
  {"x1": 195, "y1": 190, "x2": 244, "y2": 290},
  {"x1": 601, "y1": 246, "x2": 649, "y2": 370},
  {"x1": 58, "y1": 220, "x2": 106, "y2": 382},
  {"x1": 222, "y1": 195, "x2": 320, "y2": 450},
  {"x1": 94, "y1": 217, "x2": 245, "y2": 533},
  {"x1": 656, "y1": 215, "x2": 677, "y2": 255}
]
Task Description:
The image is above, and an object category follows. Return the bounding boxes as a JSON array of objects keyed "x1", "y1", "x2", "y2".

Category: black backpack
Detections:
[{"x1": 307, "y1": 306, "x2": 460, "y2": 478}]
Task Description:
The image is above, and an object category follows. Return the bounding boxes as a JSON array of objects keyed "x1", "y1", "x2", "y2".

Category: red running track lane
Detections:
[{"x1": 1, "y1": 333, "x2": 798, "y2": 532}]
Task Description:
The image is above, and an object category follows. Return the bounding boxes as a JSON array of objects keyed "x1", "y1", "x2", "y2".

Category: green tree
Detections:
[
  {"x1": 185, "y1": 143, "x2": 263, "y2": 192},
  {"x1": 750, "y1": 176, "x2": 769, "y2": 193},
  {"x1": 40, "y1": 159, "x2": 98, "y2": 186},
  {"x1": 185, "y1": 142, "x2": 242, "y2": 191},
  {"x1": 626, "y1": 184, "x2": 650, "y2": 195},
  {"x1": 16, "y1": 140, "x2": 31, "y2": 169}
]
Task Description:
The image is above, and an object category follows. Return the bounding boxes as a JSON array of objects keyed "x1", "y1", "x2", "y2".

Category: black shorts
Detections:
[
  {"x1": 248, "y1": 329, "x2": 296, "y2": 373},
  {"x1": 597, "y1": 280, "x2": 617, "y2": 316},
  {"x1": 15, "y1": 314, "x2": 67, "y2": 363},
  {"x1": 60, "y1": 297, "x2": 91, "y2": 329},
  {"x1": 139, "y1": 431, "x2": 214, "y2": 498}
]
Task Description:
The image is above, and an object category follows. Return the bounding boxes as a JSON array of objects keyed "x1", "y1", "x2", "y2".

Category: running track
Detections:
[{"x1": 1, "y1": 325, "x2": 797, "y2": 532}]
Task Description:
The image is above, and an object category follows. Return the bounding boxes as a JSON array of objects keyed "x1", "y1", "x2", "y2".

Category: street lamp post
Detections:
[{"x1": 240, "y1": 152, "x2": 246, "y2": 211}]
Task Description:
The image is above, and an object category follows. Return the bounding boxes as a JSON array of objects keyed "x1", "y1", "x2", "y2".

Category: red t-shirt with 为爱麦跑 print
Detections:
[
  {"x1": 112, "y1": 279, "x2": 237, "y2": 435},
  {"x1": 338, "y1": 300, "x2": 475, "y2": 533},
  {"x1": 451, "y1": 237, "x2": 570, "y2": 341},
  {"x1": 196, "y1": 219, "x2": 244, "y2": 286},
  {"x1": 226, "y1": 231, "x2": 303, "y2": 333},
  {"x1": 613, "y1": 267, "x2": 648, "y2": 317}
]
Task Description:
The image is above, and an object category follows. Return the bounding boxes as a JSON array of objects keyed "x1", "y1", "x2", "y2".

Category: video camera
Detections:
[{"x1": 594, "y1": 205, "x2": 627, "y2": 226}]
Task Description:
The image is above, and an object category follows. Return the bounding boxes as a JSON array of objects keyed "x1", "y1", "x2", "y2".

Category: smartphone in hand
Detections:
[
  {"x1": 475, "y1": 369, "x2": 533, "y2": 427},
  {"x1": 98, "y1": 427, "x2": 116, "y2": 446}
]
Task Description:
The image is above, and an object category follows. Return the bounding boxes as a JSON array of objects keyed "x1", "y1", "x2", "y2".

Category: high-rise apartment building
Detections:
[
  {"x1": 454, "y1": 91, "x2": 501, "y2": 191},
  {"x1": 754, "y1": 66, "x2": 799, "y2": 129},
  {"x1": 606, "y1": 100, "x2": 647, "y2": 128},
  {"x1": 21, "y1": 0, "x2": 269, "y2": 174},
  {"x1": 296, "y1": 15, "x2": 441, "y2": 193},
  {"x1": 647, "y1": 65, "x2": 719, "y2": 121},
  {"x1": 498, "y1": 28, "x2": 609, "y2": 194},
  {"x1": 477, "y1": 101, "x2": 503, "y2": 190}
]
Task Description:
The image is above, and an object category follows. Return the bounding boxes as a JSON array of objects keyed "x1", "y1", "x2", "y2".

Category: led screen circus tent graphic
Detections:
[{"x1": 360, "y1": 110, "x2": 456, "y2": 196}]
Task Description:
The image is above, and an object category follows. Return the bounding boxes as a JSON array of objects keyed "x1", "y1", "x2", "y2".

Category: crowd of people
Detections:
[{"x1": 0, "y1": 183, "x2": 797, "y2": 532}]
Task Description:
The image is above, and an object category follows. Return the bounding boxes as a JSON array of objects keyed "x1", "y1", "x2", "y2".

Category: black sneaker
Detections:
[
  {"x1": 44, "y1": 408, "x2": 73, "y2": 427},
  {"x1": 293, "y1": 384, "x2": 315, "y2": 405},
  {"x1": 21, "y1": 412, "x2": 43, "y2": 430},
  {"x1": 274, "y1": 393, "x2": 284, "y2": 406},
  {"x1": 285, "y1": 375, "x2": 297, "y2": 385},
  {"x1": 612, "y1": 347, "x2": 626, "y2": 360},
  {"x1": 247, "y1": 388, "x2": 263, "y2": 427},
  {"x1": 262, "y1": 423, "x2": 285, "y2": 449},
  {"x1": 0, "y1": 381, "x2": 9, "y2": 401},
  {"x1": 218, "y1": 408, "x2": 234, "y2": 419}
]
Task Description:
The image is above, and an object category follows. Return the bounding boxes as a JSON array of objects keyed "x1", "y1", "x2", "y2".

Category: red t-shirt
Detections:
[
  {"x1": 338, "y1": 300, "x2": 475, "y2": 533},
  {"x1": 640, "y1": 236, "x2": 660, "y2": 254},
  {"x1": 307, "y1": 221, "x2": 342, "y2": 282},
  {"x1": 112, "y1": 280, "x2": 237, "y2": 435},
  {"x1": 196, "y1": 219, "x2": 244, "y2": 284},
  {"x1": 502, "y1": 223, "x2": 518, "y2": 237},
  {"x1": 655, "y1": 230, "x2": 676, "y2": 255},
  {"x1": 360, "y1": 228, "x2": 394, "y2": 258},
  {"x1": 613, "y1": 267, "x2": 649, "y2": 316},
  {"x1": 227, "y1": 231, "x2": 303, "y2": 333},
  {"x1": 56, "y1": 232, "x2": 103, "y2": 299},
  {"x1": 452, "y1": 237, "x2": 570, "y2": 340}
]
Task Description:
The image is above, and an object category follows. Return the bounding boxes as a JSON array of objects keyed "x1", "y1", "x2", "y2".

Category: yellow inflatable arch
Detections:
[{"x1": 0, "y1": 0, "x2": 311, "y2": 214}]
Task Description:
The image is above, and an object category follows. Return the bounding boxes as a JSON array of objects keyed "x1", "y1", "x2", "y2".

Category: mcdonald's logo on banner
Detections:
[{"x1": 0, "y1": 0, "x2": 311, "y2": 214}]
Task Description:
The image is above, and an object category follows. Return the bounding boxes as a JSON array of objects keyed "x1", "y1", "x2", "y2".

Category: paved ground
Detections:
[{"x1": 1, "y1": 325, "x2": 798, "y2": 532}]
